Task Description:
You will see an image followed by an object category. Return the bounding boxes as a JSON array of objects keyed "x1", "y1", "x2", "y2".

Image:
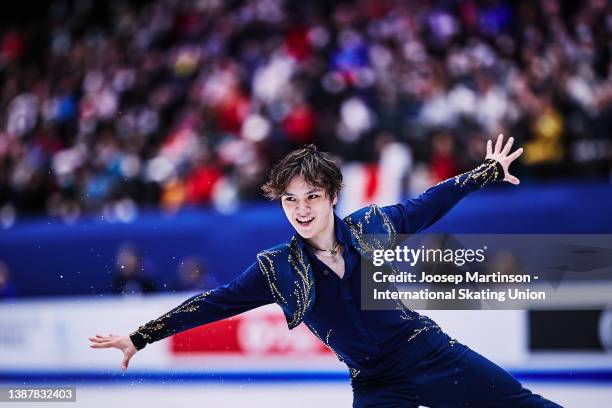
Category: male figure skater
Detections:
[{"x1": 90, "y1": 135, "x2": 561, "y2": 407}]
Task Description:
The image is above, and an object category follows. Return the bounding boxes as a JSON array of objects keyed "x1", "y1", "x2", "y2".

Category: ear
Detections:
[{"x1": 331, "y1": 193, "x2": 338, "y2": 206}]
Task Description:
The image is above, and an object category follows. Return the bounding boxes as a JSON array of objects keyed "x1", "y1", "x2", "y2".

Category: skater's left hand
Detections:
[{"x1": 485, "y1": 134, "x2": 523, "y2": 185}]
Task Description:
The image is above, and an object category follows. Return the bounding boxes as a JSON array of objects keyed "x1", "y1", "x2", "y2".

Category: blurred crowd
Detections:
[
  {"x1": 0, "y1": 0, "x2": 610, "y2": 225},
  {"x1": 0, "y1": 242, "x2": 214, "y2": 299},
  {"x1": 110, "y1": 243, "x2": 214, "y2": 295}
]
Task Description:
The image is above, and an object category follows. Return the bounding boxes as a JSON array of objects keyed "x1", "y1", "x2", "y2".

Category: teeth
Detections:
[{"x1": 297, "y1": 217, "x2": 314, "y2": 224}]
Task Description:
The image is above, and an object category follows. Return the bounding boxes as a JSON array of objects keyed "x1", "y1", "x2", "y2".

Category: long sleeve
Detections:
[
  {"x1": 129, "y1": 261, "x2": 275, "y2": 350},
  {"x1": 382, "y1": 159, "x2": 504, "y2": 234}
]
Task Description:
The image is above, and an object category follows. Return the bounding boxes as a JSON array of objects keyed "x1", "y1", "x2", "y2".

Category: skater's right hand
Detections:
[{"x1": 89, "y1": 334, "x2": 137, "y2": 370}]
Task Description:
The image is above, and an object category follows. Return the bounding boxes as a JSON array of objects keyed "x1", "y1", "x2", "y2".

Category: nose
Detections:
[{"x1": 296, "y1": 199, "x2": 310, "y2": 214}]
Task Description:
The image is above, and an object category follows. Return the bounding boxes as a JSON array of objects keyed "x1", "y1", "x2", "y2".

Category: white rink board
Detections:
[
  {"x1": 0, "y1": 295, "x2": 526, "y2": 370},
  {"x1": 2, "y1": 295, "x2": 612, "y2": 372}
]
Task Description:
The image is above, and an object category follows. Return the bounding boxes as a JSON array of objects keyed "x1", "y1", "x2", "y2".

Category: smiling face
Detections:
[{"x1": 281, "y1": 174, "x2": 337, "y2": 241}]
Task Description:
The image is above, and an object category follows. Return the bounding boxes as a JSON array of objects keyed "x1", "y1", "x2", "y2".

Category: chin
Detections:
[{"x1": 295, "y1": 227, "x2": 315, "y2": 239}]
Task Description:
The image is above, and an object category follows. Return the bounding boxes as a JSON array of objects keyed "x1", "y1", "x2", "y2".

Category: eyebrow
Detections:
[{"x1": 282, "y1": 189, "x2": 322, "y2": 196}]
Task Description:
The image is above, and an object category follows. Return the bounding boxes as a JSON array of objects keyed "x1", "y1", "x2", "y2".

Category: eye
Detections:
[
  {"x1": 307, "y1": 193, "x2": 320, "y2": 200},
  {"x1": 283, "y1": 196, "x2": 296, "y2": 202}
]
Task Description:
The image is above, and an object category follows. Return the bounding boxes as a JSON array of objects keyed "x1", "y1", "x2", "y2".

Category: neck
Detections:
[{"x1": 305, "y1": 213, "x2": 336, "y2": 250}]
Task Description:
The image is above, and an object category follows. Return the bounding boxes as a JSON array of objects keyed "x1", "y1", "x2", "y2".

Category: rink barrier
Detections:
[{"x1": 0, "y1": 370, "x2": 611, "y2": 384}]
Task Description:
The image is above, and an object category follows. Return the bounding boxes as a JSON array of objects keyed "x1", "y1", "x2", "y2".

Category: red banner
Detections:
[{"x1": 171, "y1": 309, "x2": 331, "y2": 355}]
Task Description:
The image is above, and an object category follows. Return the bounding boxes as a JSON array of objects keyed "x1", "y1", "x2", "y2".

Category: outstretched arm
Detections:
[
  {"x1": 89, "y1": 262, "x2": 275, "y2": 370},
  {"x1": 383, "y1": 134, "x2": 523, "y2": 234}
]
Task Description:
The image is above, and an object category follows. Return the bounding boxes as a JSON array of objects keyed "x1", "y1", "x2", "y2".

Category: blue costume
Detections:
[{"x1": 130, "y1": 159, "x2": 561, "y2": 407}]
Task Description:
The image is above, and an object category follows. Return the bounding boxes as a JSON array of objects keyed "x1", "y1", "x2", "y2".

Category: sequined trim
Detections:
[
  {"x1": 257, "y1": 249, "x2": 288, "y2": 306},
  {"x1": 131, "y1": 290, "x2": 213, "y2": 341},
  {"x1": 406, "y1": 324, "x2": 440, "y2": 342},
  {"x1": 257, "y1": 238, "x2": 314, "y2": 330},
  {"x1": 307, "y1": 324, "x2": 360, "y2": 378},
  {"x1": 286, "y1": 237, "x2": 314, "y2": 329},
  {"x1": 404, "y1": 316, "x2": 442, "y2": 343},
  {"x1": 344, "y1": 205, "x2": 414, "y2": 321},
  {"x1": 343, "y1": 204, "x2": 396, "y2": 254},
  {"x1": 453, "y1": 159, "x2": 503, "y2": 188}
]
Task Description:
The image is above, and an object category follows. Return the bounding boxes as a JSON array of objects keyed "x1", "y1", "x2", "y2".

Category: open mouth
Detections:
[{"x1": 296, "y1": 216, "x2": 315, "y2": 226}]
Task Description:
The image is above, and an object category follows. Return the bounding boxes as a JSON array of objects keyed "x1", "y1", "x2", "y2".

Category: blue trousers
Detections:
[{"x1": 351, "y1": 331, "x2": 562, "y2": 408}]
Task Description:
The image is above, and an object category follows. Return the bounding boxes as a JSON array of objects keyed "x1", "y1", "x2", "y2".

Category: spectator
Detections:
[
  {"x1": 175, "y1": 256, "x2": 213, "y2": 292},
  {"x1": 111, "y1": 244, "x2": 156, "y2": 295},
  {"x1": 0, "y1": 261, "x2": 18, "y2": 299}
]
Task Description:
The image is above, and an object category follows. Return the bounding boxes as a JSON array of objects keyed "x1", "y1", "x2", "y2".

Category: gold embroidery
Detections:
[
  {"x1": 307, "y1": 324, "x2": 360, "y2": 378},
  {"x1": 344, "y1": 205, "x2": 413, "y2": 321},
  {"x1": 257, "y1": 239, "x2": 315, "y2": 329},
  {"x1": 133, "y1": 289, "x2": 213, "y2": 339},
  {"x1": 406, "y1": 323, "x2": 441, "y2": 343},
  {"x1": 453, "y1": 159, "x2": 501, "y2": 188},
  {"x1": 430, "y1": 159, "x2": 502, "y2": 189},
  {"x1": 257, "y1": 250, "x2": 288, "y2": 305},
  {"x1": 287, "y1": 237, "x2": 314, "y2": 328},
  {"x1": 343, "y1": 204, "x2": 396, "y2": 255}
]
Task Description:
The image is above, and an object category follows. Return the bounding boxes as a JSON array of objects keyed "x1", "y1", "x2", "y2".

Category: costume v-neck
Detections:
[{"x1": 295, "y1": 213, "x2": 356, "y2": 282}]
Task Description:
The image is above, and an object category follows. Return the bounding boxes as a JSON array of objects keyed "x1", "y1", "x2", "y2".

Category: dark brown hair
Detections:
[{"x1": 261, "y1": 144, "x2": 343, "y2": 201}]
